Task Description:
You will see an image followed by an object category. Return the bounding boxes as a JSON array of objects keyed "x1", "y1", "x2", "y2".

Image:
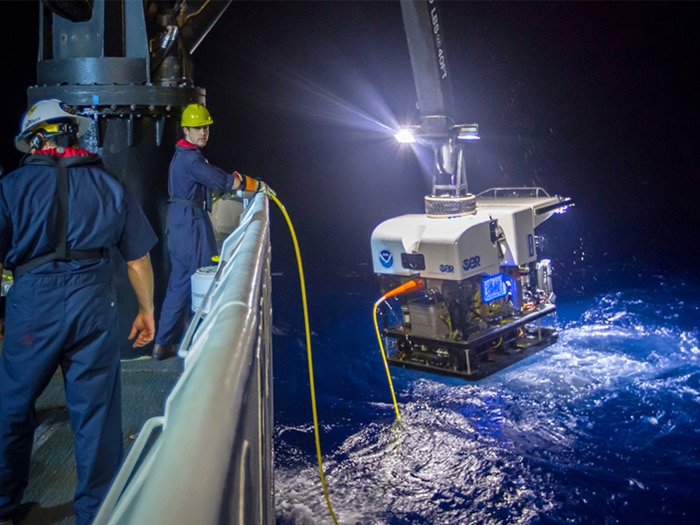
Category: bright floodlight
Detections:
[{"x1": 394, "y1": 128, "x2": 416, "y2": 143}]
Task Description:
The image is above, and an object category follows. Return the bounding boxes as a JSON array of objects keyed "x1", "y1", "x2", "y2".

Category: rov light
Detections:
[
  {"x1": 394, "y1": 128, "x2": 417, "y2": 143},
  {"x1": 456, "y1": 123, "x2": 480, "y2": 141}
]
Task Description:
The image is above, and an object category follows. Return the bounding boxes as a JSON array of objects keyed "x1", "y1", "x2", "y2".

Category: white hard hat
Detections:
[{"x1": 15, "y1": 99, "x2": 91, "y2": 152}]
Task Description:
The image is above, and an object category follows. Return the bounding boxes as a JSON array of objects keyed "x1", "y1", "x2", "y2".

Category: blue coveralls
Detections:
[
  {"x1": 155, "y1": 139, "x2": 234, "y2": 347},
  {"x1": 0, "y1": 149, "x2": 157, "y2": 524}
]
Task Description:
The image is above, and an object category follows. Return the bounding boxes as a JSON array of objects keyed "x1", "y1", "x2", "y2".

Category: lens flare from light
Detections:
[
  {"x1": 239, "y1": 48, "x2": 407, "y2": 138},
  {"x1": 394, "y1": 128, "x2": 416, "y2": 143},
  {"x1": 229, "y1": 45, "x2": 436, "y2": 184}
]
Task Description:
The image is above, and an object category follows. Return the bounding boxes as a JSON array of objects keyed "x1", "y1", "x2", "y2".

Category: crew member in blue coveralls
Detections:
[
  {"x1": 0, "y1": 99, "x2": 158, "y2": 525},
  {"x1": 152, "y1": 103, "x2": 272, "y2": 360}
]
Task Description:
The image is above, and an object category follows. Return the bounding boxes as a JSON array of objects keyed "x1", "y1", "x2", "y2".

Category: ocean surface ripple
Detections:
[{"x1": 273, "y1": 266, "x2": 700, "y2": 524}]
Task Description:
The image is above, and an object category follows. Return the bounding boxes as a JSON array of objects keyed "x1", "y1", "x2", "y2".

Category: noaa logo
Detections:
[
  {"x1": 462, "y1": 255, "x2": 481, "y2": 271},
  {"x1": 379, "y1": 250, "x2": 393, "y2": 268},
  {"x1": 439, "y1": 264, "x2": 455, "y2": 273}
]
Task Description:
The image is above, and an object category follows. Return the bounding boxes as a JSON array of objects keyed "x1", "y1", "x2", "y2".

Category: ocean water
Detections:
[{"x1": 272, "y1": 262, "x2": 700, "y2": 525}]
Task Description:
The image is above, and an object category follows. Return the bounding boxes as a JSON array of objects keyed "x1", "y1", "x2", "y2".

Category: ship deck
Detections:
[{"x1": 0, "y1": 340, "x2": 182, "y2": 525}]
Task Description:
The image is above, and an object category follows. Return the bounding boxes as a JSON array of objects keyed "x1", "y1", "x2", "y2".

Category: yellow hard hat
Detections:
[{"x1": 181, "y1": 103, "x2": 213, "y2": 127}]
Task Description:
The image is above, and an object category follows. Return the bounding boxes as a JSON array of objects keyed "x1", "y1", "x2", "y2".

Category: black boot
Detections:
[{"x1": 152, "y1": 343, "x2": 177, "y2": 361}]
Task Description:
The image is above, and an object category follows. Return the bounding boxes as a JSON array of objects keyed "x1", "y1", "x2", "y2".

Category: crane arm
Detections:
[
  {"x1": 400, "y1": 0, "x2": 455, "y2": 135},
  {"x1": 399, "y1": 0, "x2": 477, "y2": 200}
]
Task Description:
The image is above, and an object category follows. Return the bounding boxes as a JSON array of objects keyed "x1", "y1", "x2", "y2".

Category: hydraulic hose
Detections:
[{"x1": 267, "y1": 192, "x2": 339, "y2": 525}]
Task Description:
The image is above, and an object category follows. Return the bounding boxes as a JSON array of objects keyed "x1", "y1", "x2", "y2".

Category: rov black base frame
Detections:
[{"x1": 384, "y1": 304, "x2": 558, "y2": 381}]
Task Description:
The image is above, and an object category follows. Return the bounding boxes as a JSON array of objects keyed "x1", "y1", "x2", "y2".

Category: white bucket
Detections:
[{"x1": 191, "y1": 265, "x2": 218, "y2": 313}]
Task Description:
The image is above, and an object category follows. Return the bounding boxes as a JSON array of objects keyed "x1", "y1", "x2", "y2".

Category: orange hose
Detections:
[{"x1": 382, "y1": 278, "x2": 424, "y2": 300}]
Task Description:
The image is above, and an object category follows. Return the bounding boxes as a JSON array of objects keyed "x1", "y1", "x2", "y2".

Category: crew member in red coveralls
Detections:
[
  {"x1": 0, "y1": 99, "x2": 158, "y2": 525},
  {"x1": 152, "y1": 103, "x2": 273, "y2": 360}
]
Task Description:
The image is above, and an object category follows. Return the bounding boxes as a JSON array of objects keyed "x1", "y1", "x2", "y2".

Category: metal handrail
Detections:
[
  {"x1": 476, "y1": 187, "x2": 551, "y2": 198},
  {"x1": 94, "y1": 193, "x2": 274, "y2": 525}
]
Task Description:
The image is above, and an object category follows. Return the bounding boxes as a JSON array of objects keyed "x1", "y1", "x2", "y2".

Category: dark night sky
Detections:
[{"x1": 2, "y1": 1, "x2": 698, "y2": 272}]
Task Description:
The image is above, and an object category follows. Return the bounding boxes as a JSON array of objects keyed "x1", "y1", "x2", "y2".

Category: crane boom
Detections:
[
  {"x1": 399, "y1": 0, "x2": 455, "y2": 129},
  {"x1": 398, "y1": 0, "x2": 479, "y2": 210}
]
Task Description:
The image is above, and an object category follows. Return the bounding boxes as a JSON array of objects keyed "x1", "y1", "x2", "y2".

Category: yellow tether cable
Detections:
[
  {"x1": 373, "y1": 299, "x2": 402, "y2": 421},
  {"x1": 267, "y1": 192, "x2": 339, "y2": 525},
  {"x1": 372, "y1": 278, "x2": 425, "y2": 422}
]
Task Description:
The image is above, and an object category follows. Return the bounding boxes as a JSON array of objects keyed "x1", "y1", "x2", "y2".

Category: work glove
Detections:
[
  {"x1": 255, "y1": 179, "x2": 276, "y2": 197},
  {"x1": 234, "y1": 171, "x2": 276, "y2": 197},
  {"x1": 219, "y1": 191, "x2": 239, "y2": 201}
]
